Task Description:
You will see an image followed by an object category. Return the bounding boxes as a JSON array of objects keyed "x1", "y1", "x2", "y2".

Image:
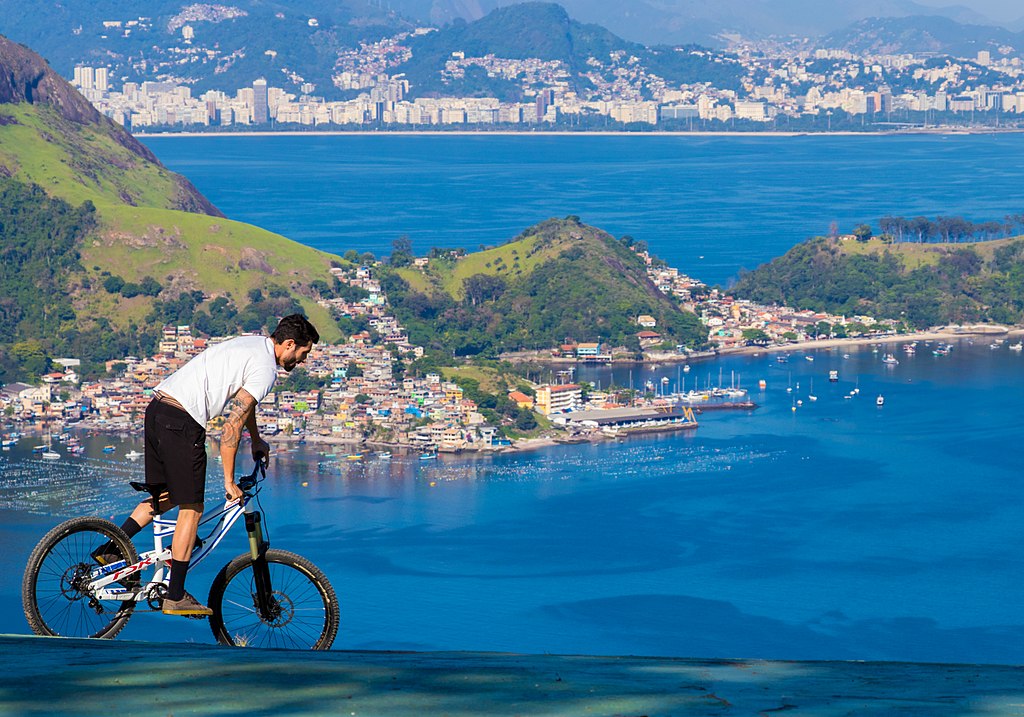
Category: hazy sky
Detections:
[{"x1": 918, "y1": 0, "x2": 1022, "y2": 22}]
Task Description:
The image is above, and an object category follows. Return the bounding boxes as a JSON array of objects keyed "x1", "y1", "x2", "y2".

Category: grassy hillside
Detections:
[
  {"x1": 0, "y1": 37, "x2": 348, "y2": 379},
  {"x1": 0, "y1": 102, "x2": 343, "y2": 343},
  {"x1": 383, "y1": 217, "x2": 707, "y2": 356},
  {"x1": 732, "y1": 236, "x2": 1024, "y2": 328}
]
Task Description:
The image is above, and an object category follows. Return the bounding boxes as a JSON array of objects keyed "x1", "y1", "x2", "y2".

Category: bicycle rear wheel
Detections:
[
  {"x1": 208, "y1": 549, "x2": 338, "y2": 650},
  {"x1": 22, "y1": 517, "x2": 139, "y2": 639}
]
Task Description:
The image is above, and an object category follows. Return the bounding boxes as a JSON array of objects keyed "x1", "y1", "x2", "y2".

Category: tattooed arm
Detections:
[
  {"x1": 246, "y1": 403, "x2": 270, "y2": 464},
  {"x1": 221, "y1": 388, "x2": 257, "y2": 501}
]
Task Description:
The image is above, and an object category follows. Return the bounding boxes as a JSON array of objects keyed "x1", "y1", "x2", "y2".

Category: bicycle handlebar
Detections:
[{"x1": 238, "y1": 457, "x2": 267, "y2": 492}]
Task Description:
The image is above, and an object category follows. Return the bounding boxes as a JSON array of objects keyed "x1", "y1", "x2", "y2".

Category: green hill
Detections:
[
  {"x1": 0, "y1": 35, "x2": 342, "y2": 380},
  {"x1": 731, "y1": 235, "x2": 1024, "y2": 328},
  {"x1": 381, "y1": 217, "x2": 707, "y2": 356}
]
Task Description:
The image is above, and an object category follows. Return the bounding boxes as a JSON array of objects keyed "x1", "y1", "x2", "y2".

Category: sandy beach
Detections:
[
  {"x1": 134, "y1": 127, "x2": 1024, "y2": 139},
  {"x1": 719, "y1": 324, "x2": 1022, "y2": 359}
]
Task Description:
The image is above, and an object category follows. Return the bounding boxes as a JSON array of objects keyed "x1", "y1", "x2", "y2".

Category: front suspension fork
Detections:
[{"x1": 244, "y1": 511, "x2": 276, "y2": 619}]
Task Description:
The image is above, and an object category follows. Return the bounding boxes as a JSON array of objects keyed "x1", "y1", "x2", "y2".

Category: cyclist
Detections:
[{"x1": 93, "y1": 314, "x2": 319, "y2": 616}]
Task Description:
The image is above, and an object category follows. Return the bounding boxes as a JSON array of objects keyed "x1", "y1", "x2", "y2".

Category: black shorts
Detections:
[{"x1": 144, "y1": 398, "x2": 208, "y2": 505}]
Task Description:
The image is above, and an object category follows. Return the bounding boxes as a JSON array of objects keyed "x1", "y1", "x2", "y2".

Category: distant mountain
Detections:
[
  {"x1": 396, "y1": 3, "x2": 746, "y2": 99},
  {"x1": 0, "y1": 0, "x2": 409, "y2": 97},
  {"x1": 822, "y1": 15, "x2": 1020, "y2": 57},
  {"x1": 376, "y1": 0, "x2": 996, "y2": 46},
  {"x1": 0, "y1": 35, "x2": 342, "y2": 377}
]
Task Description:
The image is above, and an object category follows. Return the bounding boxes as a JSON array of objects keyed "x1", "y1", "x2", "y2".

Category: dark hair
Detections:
[{"x1": 271, "y1": 314, "x2": 320, "y2": 346}]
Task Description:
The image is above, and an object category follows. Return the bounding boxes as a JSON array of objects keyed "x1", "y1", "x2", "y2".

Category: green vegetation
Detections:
[
  {"x1": 0, "y1": 85, "x2": 345, "y2": 379},
  {"x1": 732, "y1": 236, "x2": 1024, "y2": 328},
  {"x1": 382, "y1": 218, "x2": 706, "y2": 358}
]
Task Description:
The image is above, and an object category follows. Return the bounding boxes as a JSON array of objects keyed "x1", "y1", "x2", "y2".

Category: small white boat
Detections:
[
  {"x1": 876, "y1": 395, "x2": 885, "y2": 406},
  {"x1": 828, "y1": 370, "x2": 839, "y2": 382},
  {"x1": 376, "y1": 451, "x2": 392, "y2": 460},
  {"x1": 1010, "y1": 342, "x2": 1023, "y2": 352},
  {"x1": 682, "y1": 364, "x2": 691, "y2": 373},
  {"x1": 42, "y1": 450, "x2": 60, "y2": 460},
  {"x1": 126, "y1": 450, "x2": 143, "y2": 460},
  {"x1": 419, "y1": 452, "x2": 437, "y2": 461},
  {"x1": 882, "y1": 354, "x2": 899, "y2": 365},
  {"x1": 805, "y1": 356, "x2": 814, "y2": 362}
]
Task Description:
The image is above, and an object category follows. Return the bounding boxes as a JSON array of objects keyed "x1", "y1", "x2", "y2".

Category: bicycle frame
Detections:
[{"x1": 88, "y1": 482, "x2": 262, "y2": 604}]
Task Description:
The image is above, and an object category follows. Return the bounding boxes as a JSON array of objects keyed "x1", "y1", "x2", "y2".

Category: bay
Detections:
[
  {"x1": 3, "y1": 135, "x2": 1024, "y2": 663},
  {"x1": 144, "y1": 133, "x2": 1024, "y2": 285}
]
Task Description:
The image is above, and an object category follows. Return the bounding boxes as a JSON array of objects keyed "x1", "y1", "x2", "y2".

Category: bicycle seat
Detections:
[{"x1": 130, "y1": 481, "x2": 168, "y2": 515}]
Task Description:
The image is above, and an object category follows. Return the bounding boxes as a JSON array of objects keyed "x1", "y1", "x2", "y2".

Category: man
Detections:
[{"x1": 94, "y1": 314, "x2": 319, "y2": 616}]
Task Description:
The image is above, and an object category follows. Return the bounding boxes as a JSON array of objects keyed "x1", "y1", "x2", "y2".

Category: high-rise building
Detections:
[
  {"x1": 252, "y1": 78, "x2": 269, "y2": 123},
  {"x1": 95, "y1": 67, "x2": 109, "y2": 93},
  {"x1": 80, "y1": 66, "x2": 95, "y2": 91}
]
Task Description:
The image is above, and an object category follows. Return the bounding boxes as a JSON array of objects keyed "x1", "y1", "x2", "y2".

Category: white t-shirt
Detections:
[{"x1": 156, "y1": 336, "x2": 279, "y2": 426}]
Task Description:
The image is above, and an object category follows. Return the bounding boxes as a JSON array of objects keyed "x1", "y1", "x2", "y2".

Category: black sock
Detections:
[
  {"x1": 93, "y1": 517, "x2": 143, "y2": 558},
  {"x1": 167, "y1": 559, "x2": 190, "y2": 602},
  {"x1": 120, "y1": 517, "x2": 142, "y2": 539}
]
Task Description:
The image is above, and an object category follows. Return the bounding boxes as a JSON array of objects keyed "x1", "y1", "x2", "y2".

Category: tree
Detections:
[
  {"x1": 390, "y1": 235, "x2": 414, "y2": 267},
  {"x1": 741, "y1": 328, "x2": 770, "y2": 345},
  {"x1": 852, "y1": 224, "x2": 873, "y2": 242}
]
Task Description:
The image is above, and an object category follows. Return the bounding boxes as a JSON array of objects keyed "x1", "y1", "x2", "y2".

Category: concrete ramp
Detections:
[{"x1": 1, "y1": 634, "x2": 1023, "y2": 716}]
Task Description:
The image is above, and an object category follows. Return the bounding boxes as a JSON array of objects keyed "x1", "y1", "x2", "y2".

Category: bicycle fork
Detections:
[{"x1": 244, "y1": 510, "x2": 277, "y2": 620}]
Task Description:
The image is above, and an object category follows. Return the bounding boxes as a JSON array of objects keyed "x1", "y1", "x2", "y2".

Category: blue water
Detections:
[
  {"x1": 4, "y1": 135, "x2": 1024, "y2": 663},
  {"x1": 5, "y1": 342, "x2": 1023, "y2": 662},
  {"x1": 144, "y1": 133, "x2": 1024, "y2": 285}
]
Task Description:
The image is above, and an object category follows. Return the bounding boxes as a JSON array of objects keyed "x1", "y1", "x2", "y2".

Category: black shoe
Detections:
[{"x1": 90, "y1": 543, "x2": 123, "y2": 567}]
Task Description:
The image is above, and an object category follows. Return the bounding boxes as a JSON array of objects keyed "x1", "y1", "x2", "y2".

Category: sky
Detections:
[{"x1": 918, "y1": 0, "x2": 1022, "y2": 22}]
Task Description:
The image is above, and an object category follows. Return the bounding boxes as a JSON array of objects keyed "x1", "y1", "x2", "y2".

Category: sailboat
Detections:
[
  {"x1": 41, "y1": 425, "x2": 59, "y2": 460},
  {"x1": 808, "y1": 378, "x2": 817, "y2": 402},
  {"x1": 876, "y1": 395, "x2": 885, "y2": 406}
]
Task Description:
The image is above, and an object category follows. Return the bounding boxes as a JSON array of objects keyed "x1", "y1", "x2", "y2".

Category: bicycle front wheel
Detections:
[
  {"x1": 208, "y1": 549, "x2": 338, "y2": 650},
  {"x1": 22, "y1": 517, "x2": 139, "y2": 639}
]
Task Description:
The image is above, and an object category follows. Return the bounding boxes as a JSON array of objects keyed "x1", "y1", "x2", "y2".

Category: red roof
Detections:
[
  {"x1": 637, "y1": 330, "x2": 661, "y2": 339},
  {"x1": 550, "y1": 384, "x2": 580, "y2": 393}
]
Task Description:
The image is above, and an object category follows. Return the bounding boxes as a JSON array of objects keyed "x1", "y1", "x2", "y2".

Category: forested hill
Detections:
[
  {"x1": 0, "y1": 36, "x2": 343, "y2": 382},
  {"x1": 731, "y1": 236, "x2": 1024, "y2": 328},
  {"x1": 381, "y1": 217, "x2": 707, "y2": 356}
]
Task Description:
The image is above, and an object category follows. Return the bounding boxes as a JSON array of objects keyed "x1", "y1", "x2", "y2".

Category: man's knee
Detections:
[{"x1": 178, "y1": 502, "x2": 204, "y2": 515}]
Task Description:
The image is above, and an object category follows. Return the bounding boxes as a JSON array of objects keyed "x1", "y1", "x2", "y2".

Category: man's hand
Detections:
[
  {"x1": 252, "y1": 437, "x2": 270, "y2": 464},
  {"x1": 224, "y1": 480, "x2": 244, "y2": 503}
]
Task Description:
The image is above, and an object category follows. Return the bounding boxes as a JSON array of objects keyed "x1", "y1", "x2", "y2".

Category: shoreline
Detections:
[
  {"x1": 12, "y1": 325, "x2": 1018, "y2": 456},
  {"x1": 717, "y1": 325, "x2": 1022, "y2": 359},
  {"x1": 134, "y1": 128, "x2": 1024, "y2": 139}
]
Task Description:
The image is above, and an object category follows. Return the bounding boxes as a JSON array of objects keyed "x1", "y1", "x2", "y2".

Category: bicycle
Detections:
[{"x1": 22, "y1": 459, "x2": 339, "y2": 650}]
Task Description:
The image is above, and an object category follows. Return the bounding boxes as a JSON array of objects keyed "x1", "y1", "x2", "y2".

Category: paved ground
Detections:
[{"x1": 2, "y1": 634, "x2": 1024, "y2": 716}]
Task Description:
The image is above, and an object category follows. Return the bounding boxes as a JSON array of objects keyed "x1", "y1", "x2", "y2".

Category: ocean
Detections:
[{"x1": 3, "y1": 134, "x2": 1024, "y2": 663}]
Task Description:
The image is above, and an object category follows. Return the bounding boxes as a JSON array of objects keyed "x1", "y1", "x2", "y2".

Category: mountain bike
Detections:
[{"x1": 22, "y1": 459, "x2": 338, "y2": 650}]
